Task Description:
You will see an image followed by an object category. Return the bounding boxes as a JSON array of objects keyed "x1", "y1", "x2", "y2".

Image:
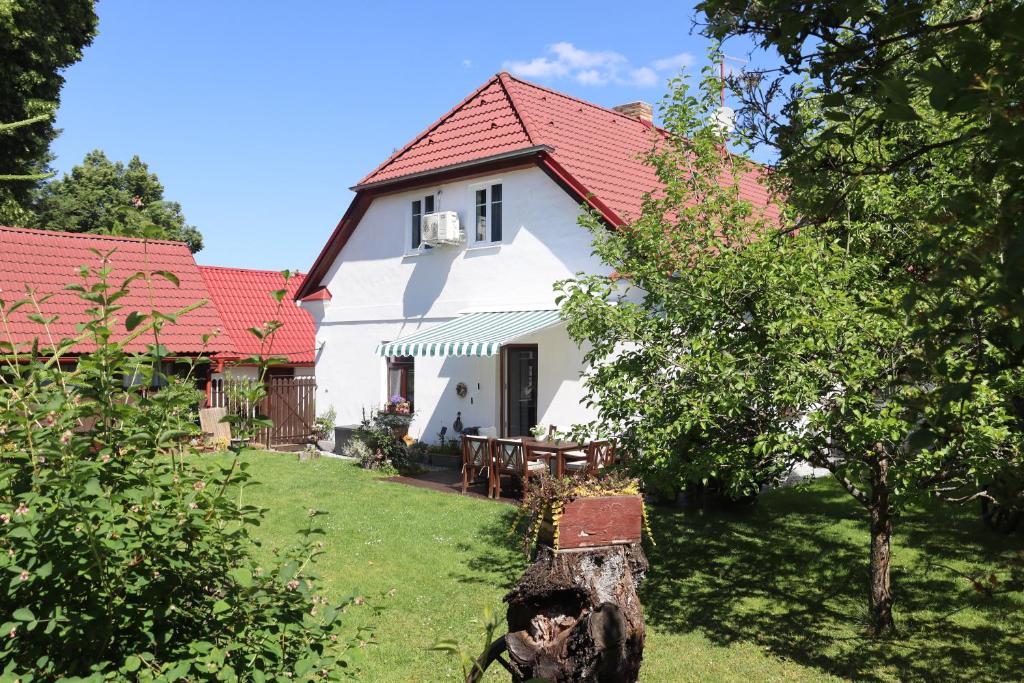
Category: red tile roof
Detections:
[
  {"x1": 357, "y1": 72, "x2": 778, "y2": 225},
  {"x1": 198, "y1": 266, "x2": 315, "y2": 364},
  {"x1": 299, "y1": 73, "x2": 780, "y2": 299},
  {"x1": 0, "y1": 226, "x2": 231, "y2": 355}
]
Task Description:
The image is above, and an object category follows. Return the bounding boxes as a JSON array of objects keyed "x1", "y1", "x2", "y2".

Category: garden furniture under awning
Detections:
[{"x1": 375, "y1": 309, "x2": 563, "y2": 357}]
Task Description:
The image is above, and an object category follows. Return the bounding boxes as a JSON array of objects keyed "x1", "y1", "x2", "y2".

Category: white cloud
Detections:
[
  {"x1": 503, "y1": 42, "x2": 694, "y2": 88},
  {"x1": 651, "y1": 52, "x2": 694, "y2": 72},
  {"x1": 576, "y1": 69, "x2": 607, "y2": 86},
  {"x1": 628, "y1": 67, "x2": 659, "y2": 88}
]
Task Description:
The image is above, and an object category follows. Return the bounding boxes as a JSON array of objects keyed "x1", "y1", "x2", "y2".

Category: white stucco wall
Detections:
[{"x1": 307, "y1": 165, "x2": 605, "y2": 438}]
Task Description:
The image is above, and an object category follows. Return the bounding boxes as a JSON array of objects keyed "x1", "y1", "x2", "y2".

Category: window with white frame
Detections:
[
  {"x1": 473, "y1": 182, "x2": 502, "y2": 243},
  {"x1": 410, "y1": 194, "x2": 435, "y2": 250}
]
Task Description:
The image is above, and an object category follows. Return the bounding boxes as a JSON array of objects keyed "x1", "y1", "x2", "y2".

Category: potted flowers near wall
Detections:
[
  {"x1": 515, "y1": 473, "x2": 653, "y2": 556},
  {"x1": 381, "y1": 395, "x2": 413, "y2": 439}
]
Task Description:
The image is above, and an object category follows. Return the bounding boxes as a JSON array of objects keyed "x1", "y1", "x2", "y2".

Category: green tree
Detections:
[
  {"x1": 0, "y1": 0, "x2": 98, "y2": 224},
  {"x1": 697, "y1": 0, "x2": 1024, "y2": 387},
  {"x1": 556, "y1": 70, "x2": 1023, "y2": 637},
  {"x1": 34, "y1": 149, "x2": 204, "y2": 252}
]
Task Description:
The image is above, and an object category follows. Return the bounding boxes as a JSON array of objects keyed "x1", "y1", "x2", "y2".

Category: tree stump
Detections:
[{"x1": 502, "y1": 544, "x2": 647, "y2": 682}]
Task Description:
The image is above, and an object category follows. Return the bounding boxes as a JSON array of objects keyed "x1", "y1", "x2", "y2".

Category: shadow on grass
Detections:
[
  {"x1": 642, "y1": 482, "x2": 1024, "y2": 682},
  {"x1": 457, "y1": 479, "x2": 1024, "y2": 681},
  {"x1": 450, "y1": 507, "x2": 530, "y2": 591}
]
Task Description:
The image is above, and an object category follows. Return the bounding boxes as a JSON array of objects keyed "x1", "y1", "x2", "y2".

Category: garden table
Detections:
[{"x1": 520, "y1": 438, "x2": 586, "y2": 477}]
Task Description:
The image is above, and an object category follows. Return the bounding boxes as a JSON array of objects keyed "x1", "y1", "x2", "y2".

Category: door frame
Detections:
[{"x1": 500, "y1": 343, "x2": 538, "y2": 438}]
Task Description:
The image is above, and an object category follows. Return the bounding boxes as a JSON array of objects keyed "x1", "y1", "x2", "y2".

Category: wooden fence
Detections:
[{"x1": 207, "y1": 376, "x2": 316, "y2": 447}]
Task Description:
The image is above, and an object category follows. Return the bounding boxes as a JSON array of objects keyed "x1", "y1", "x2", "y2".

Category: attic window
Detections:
[
  {"x1": 473, "y1": 183, "x2": 502, "y2": 243},
  {"x1": 410, "y1": 194, "x2": 435, "y2": 250}
]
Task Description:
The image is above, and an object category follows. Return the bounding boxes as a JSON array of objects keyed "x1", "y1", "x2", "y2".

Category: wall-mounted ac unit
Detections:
[{"x1": 422, "y1": 211, "x2": 464, "y2": 246}]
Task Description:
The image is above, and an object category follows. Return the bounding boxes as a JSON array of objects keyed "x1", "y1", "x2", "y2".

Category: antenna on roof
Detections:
[{"x1": 713, "y1": 55, "x2": 747, "y2": 136}]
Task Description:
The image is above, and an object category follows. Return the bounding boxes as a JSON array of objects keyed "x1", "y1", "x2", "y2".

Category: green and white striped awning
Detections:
[{"x1": 376, "y1": 310, "x2": 563, "y2": 357}]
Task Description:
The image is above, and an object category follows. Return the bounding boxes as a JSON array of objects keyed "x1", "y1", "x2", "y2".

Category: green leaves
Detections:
[
  {"x1": 153, "y1": 270, "x2": 179, "y2": 287},
  {"x1": 0, "y1": 260, "x2": 366, "y2": 679},
  {"x1": 125, "y1": 310, "x2": 146, "y2": 331}
]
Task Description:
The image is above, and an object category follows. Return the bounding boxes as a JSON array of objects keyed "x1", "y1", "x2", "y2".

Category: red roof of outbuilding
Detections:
[
  {"x1": 0, "y1": 226, "x2": 231, "y2": 354},
  {"x1": 198, "y1": 266, "x2": 315, "y2": 364},
  {"x1": 299, "y1": 73, "x2": 780, "y2": 299}
]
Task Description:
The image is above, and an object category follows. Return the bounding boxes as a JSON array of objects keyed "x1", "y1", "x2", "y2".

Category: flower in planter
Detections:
[
  {"x1": 388, "y1": 395, "x2": 412, "y2": 415},
  {"x1": 529, "y1": 424, "x2": 548, "y2": 440}
]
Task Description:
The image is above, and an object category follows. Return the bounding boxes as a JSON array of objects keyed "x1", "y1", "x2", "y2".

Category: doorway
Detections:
[{"x1": 503, "y1": 345, "x2": 537, "y2": 437}]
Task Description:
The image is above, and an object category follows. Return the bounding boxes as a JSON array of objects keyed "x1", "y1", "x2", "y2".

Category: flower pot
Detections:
[{"x1": 539, "y1": 494, "x2": 643, "y2": 551}]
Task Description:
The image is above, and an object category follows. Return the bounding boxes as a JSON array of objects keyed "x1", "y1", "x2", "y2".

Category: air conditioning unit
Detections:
[{"x1": 422, "y1": 211, "x2": 464, "y2": 246}]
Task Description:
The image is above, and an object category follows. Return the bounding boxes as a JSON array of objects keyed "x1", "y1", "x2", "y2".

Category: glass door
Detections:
[{"x1": 504, "y1": 346, "x2": 537, "y2": 437}]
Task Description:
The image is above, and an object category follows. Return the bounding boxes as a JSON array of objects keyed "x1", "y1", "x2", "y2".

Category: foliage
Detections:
[
  {"x1": 698, "y1": 0, "x2": 1024, "y2": 368},
  {"x1": 33, "y1": 150, "x2": 204, "y2": 252},
  {"x1": 352, "y1": 412, "x2": 412, "y2": 473},
  {"x1": 0, "y1": 0, "x2": 98, "y2": 224},
  {"x1": 428, "y1": 606, "x2": 502, "y2": 683},
  {"x1": 313, "y1": 407, "x2": 337, "y2": 442},
  {"x1": 0, "y1": 256, "x2": 364, "y2": 679},
  {"x1": 557, "y1": 65, "x2": 1024, "y2": 636}
]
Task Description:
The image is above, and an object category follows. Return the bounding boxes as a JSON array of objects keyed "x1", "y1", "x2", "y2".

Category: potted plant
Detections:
[
  {"x1": 381, "y1": 396, "x2": 413, "y2": 438},
  {"x1": 515, "y1": 473, "x2": 652, "y2": 556},
  {"x1": 529, "y1": 424, "x2": 548, "y2": 441}
]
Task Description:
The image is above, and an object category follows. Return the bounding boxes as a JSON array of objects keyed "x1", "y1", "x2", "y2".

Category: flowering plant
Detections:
[
  {"x1": 529, "y1": 424, "x2": 548, "y2": 439},
  {"x1": 388, "y1": 395, "x2": 412, "y2": 415}
]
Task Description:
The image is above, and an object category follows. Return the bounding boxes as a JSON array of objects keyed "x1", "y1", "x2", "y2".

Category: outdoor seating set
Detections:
[{"x1": 460, "y1": 428, "x2": 618, "y2": 498}]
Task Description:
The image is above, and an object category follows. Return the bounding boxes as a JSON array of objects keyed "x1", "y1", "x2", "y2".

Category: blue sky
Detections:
[{"x1": 50, "y1": 1, "x2": 753, "y2": 271}]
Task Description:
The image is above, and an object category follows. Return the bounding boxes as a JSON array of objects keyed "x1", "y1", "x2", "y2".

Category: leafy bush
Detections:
[
  {"x1": 353, "y1": 412, "x2": 411, "y2": 473},
  {"x1": 313, "y1": 407, "x2": 337, "y2": 442},
  {"x1": 0, "y1": 258, "x2": 365, "y2": 680}
]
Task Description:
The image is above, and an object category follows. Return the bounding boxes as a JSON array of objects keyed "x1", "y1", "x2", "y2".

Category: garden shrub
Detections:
[
  {"x1": 352, "y1": 412, "x2": 411, "y2": 473},
  {"x1": 312, "y1": 407, "x2": 337, "y2": 443},
  {"x1": 0, "y1": 258, "x2": 365, "y2": 680}
]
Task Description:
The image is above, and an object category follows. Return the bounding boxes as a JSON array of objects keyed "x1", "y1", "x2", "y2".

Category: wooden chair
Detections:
[
  {"x1": 564, "y1": 439, "x2": 616, "y2": 476},
  {"x1": 490, "y1": 438, "x2": 548, "y2": 499},
  {"x1": 461, "y1": 434, "x2": 492, "y2": 494}
]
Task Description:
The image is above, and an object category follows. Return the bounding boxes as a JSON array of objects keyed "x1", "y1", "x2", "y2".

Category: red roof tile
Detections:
[
  {"x1": 0, "y1": 226, "x2": 231, "y2": 355},
  {"x1": 199, "y1": 266, "x2": 315, "y2": 364},
  {"x1": 358, "y1": 72, "x2": 779, "y2": 224},
  {"x1": 298, "y1": 73, "x2": 781, "y2": 299}
]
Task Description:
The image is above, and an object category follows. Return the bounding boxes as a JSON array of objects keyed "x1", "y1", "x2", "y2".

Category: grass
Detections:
[{"x1": 226, "y1": 451, "x2": 1023, "y2": 681}]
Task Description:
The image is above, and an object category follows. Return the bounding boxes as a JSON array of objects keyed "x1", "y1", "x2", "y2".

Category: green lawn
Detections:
[{"x1": 228, "y1": 451, "x2": 1023, "y2": 682}]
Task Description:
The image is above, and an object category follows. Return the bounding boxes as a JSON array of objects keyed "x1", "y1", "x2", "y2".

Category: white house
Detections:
[{"x1": 296, "y1": 72, "x2": 774, "y2": 441}]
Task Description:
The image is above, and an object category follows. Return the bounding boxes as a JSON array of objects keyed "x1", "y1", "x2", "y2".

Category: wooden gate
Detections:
[
  {"x1": 208, "y1": 375, "x2": 316, "y2": 447},
  {"x1": 260, "y1": 376, "x2": 317, "y2": 446}
]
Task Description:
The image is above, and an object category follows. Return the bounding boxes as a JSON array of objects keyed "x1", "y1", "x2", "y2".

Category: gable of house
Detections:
[{"x1": 297, "y1": 72, "x2": 779, "y2": 299}]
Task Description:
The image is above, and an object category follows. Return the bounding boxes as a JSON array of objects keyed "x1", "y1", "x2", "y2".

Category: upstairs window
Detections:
[
  {"x1": 473, "y1": 183, "x2": 503, "y2": 243},
  {"x1": 410, "y1": 194, "x2": 435, "y2": 250}
]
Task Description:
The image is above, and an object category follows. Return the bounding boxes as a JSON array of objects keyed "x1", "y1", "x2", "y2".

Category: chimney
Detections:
[{"x1": 612, "y1": 101, "x2": 653, "y2": 123}]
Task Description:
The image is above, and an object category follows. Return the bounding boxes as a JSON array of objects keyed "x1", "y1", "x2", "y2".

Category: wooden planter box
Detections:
[{"x1": 539, "y1": 494, "x2": 643, "y2": 551}]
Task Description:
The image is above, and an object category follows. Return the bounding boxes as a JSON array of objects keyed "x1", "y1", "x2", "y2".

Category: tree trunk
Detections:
[
  {"x1": 868, "y1": 457, "x2": 896, "y2": 637},
  {"x1": 502, "y1": 545, "x2": 648, "y2": 682}
]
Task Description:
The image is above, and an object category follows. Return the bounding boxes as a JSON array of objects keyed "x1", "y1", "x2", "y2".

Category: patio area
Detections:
[{"x1": 384, "y1": 467, "x2": 517, "y2": 503}]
